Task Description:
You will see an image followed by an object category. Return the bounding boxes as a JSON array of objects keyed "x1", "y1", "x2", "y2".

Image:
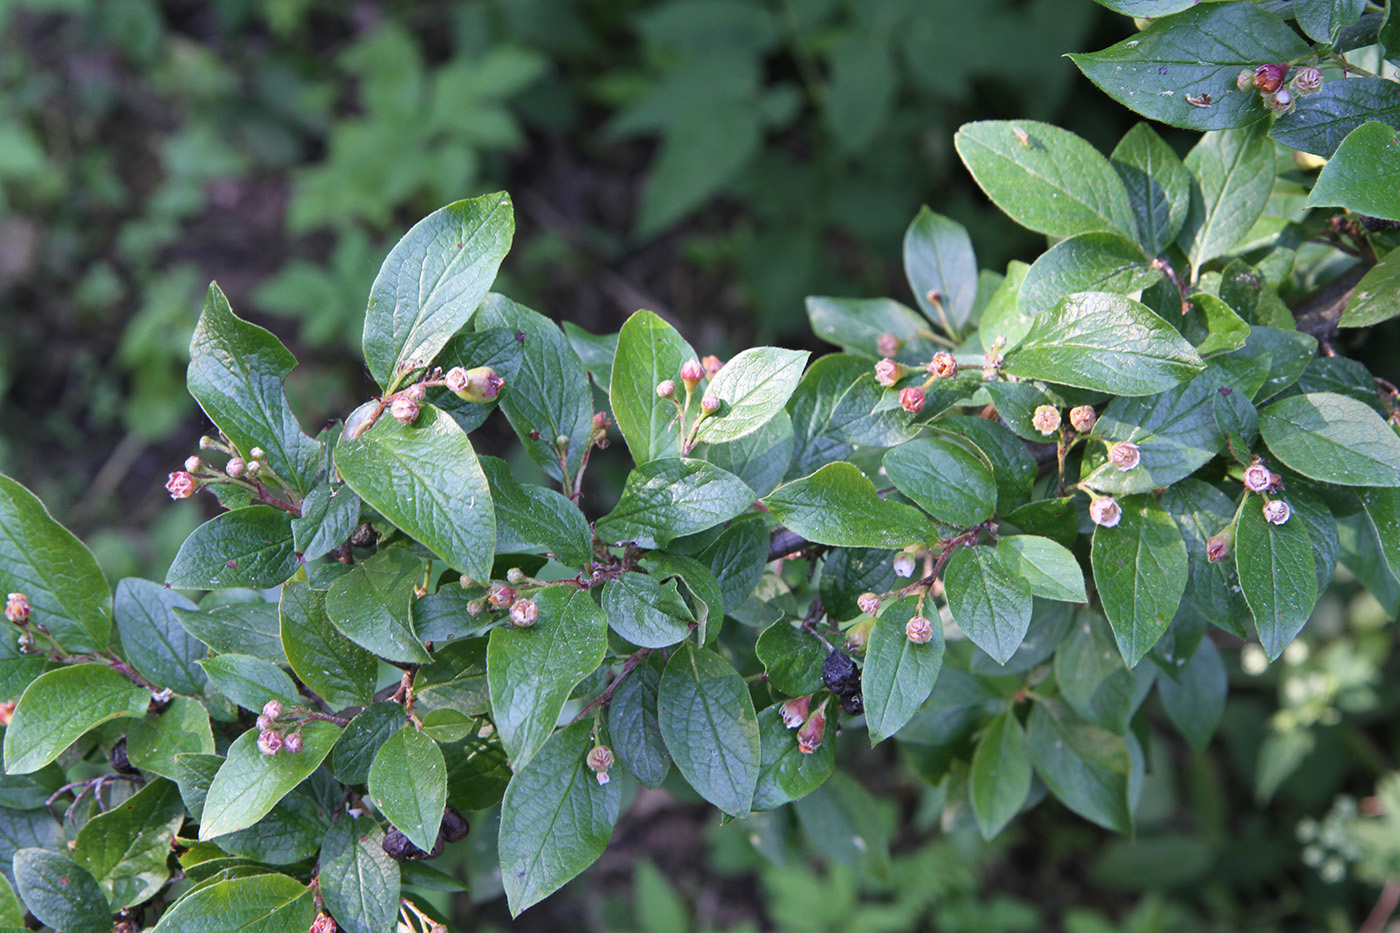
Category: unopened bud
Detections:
[
  {"x1": 893, "y1": 552, "x2": 916, "y2": 578},
  {"x1": 1292, "y1": 66, "x2": 1323, "y2": 95},
  {"x1": 1254, "y1": 63, "x2": 1288, "y2": 93},
  {"x1": 905, "y1": 615, "x2": 934, "y2": 644},
  {"x1": 586, "y1": 745, "x2": 614, "y2": 785},
  {"x1": 0, "y1": 701, "x2": 13, "y2": 727},
  {"x1": 780, "y1": 696, "x2": 811, "y2": 729},
  {"x1": 5, "y1": 593, "x2": 30, "y2": 625},
  {"x1": 199, "y1": 436, "x2": 217, "y2": 450},
  {"x1": 184, "y1": 456, "x2": 204, "y2": 473},
  {"x1": 257, "y1": 730, "x2": 283, "y2": 756},
  {"x1": 245, "y1": 460, "x2": 263, "y2": 477},
  {"x1": 555, "y1": 434, "x2": 570, "y2": 449},
  {"x1": 1263, "y1": 499, "x2": 1292, "y2": 525},
  {"x1": 509, "y1": 598, "x2": 539, "y2": 627},
  {"x1": 876, "y1": 333, "x2": 901, "y2": 357},
  {"x1": 1207, "y1": 534, "x2": 1231, "y2": 563},
  {"x1": 506, "y1": 567, "x2": 527, "y2": 585},
  {"x1": 466, "y1": 599, "x2": 486, "y2": 617},
  {"x1": 702, "y1": 355, "x2": 724, "y2": 377},
  {"x1": 1069, "y1": 405, "x2": 1097, "y2": 433},
  {"x1": 928, "y1": 352, "x2": 957, "y2": 379},
  {"x1": 249, "y1": 447, "x2": 266, "y2": 461},
  {"x1": 1032, "y1": 405, "x2": 1061, "y2": 436},
  {"x1": 680, "y1": 359, "x2": 704, "y2": 388},
  {"x1": 1244, "y1": 460, "x2": 1273, "y2": 493},
  {"x1": 899, "y1": 386, "x2": 925, "y2": 414},
  {"x1": 390, "y1": 397, "x2": 420, "y2": 424},
  {"x1": 1269, "y1": 472, "x2": 1284, "y2": 492},
  {"x1": 225, "y1": 457, "x2": 246, "y2": 478},
  {"x1": 256, "y1": 714, "x2": 272, "y2": 731},
  {"x1": 1264, "y1": 87, "x2": 1294, "y2": 115},
  {"x1": 448, "y1": 366, "x2": 504, "y2": 403},
  {"x1": 1089, "y1": 496, "x2": 1122, "y2": 528},
  {"x1": 165, "y1": 471, "x2": 198, "y2": 500},
  {"x1": 844, "y1": 618, "x2": 873, "y2": 652},
  {"x1": 701, "y1": 395, "x2": 721, "y2": 414},
  {"x1": 656, "y1": 379, "x2": 676, "y2": 399},
  {"x1": 263, "y1": 700, "x2": 283, "y2": 721},
  {"x1": 283, "y1": 732, "x2": 303, "y2": 753},
  {"x1": 1109, "y1": 441, "x2": 1141, "y2": 471},
  {"x1": 797, "y1": 706, "x2": 826, "y2": 754},
  {"x1": 1237, "y1": 68, "x2": 1255, "y2": 92},
  {"x1": 856, "y1": 592, "x2": 881, "y2": 615},
  {"x1": 407, "y1": 383, "x2": 428, "y2": 402},
  {"x1": 874, "y1": 358, "x2": 907, "y2": 387},
  {"x1": 487, "y1": 582, "x2": 517, "y2": 610},
  {"x1": 310, "y1": 914, "x2": 338, "y2": 933}
]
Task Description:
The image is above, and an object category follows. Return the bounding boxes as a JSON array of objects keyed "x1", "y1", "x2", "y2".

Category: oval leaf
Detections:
[
  {"x1": 884, "y1": 435, "x2": 996, "y2": 528},
  {"x1": 693, "y1": 347, "x2": 809, "y2": 445},
  {"x1": 762, "y1": 462, "x2": 931, "y2": 549},
  {"x1": 1236, "y1": 497, "x2": 1319, "y2": 661},
  {"x1": 151, "y1": 873, "x2": 313, "y2": 933},
  {"x1": 970, "y1": 711, "x2": 1032, "y2": 841},
  {"x1": 166, "y1": 506, "x2": 297, "y2": 591},
  {"x1": 12, "y1": 849, "x2": 109, "y2": 933},
  {"x1": 1260, "y1": 392, "x2": 1400, "y2": 487},
  {"x1": 944, "y1": 545, "x2": 1033, "y2": 665},
  {"x1": 610, "y1": 309, "x2": 697, "y2": 463},
  {"x1": 862, "y1": 596, "x2": 945, "y2": 745},
  {"x1": 368, "y1": 727, "x2": 447, "y2": 854},
  {"x1": 658, "y1": 643, "x2": 761, "y2": 817},
  {"x1": 1091, "y1": 496, "x2": 1188, "y2": 667},
  {"x1": 3, "y1": 664, "x2": 148, "y2": 775},
  {"x1": 198, "y1": 721, "x2": 339, "y2": 839},
  {"x1": 596, "y1": 459, "x2": 754, "y2": 549}
]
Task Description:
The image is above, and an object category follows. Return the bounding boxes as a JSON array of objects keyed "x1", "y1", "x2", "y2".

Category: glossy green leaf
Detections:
[
  {"x1": 0, "y1": 809, "x2": 62, "y2": 891},
  {"x1": 174, "y1": 600, "x2": 285, "y2": 663},
  {"x1": 1088, "y1": 0, "x2": 1194, "y2": 14},
  {"x1": 1003, "y1": 291, "x2": 1205, "y2": 396},
  {"x1": 954, "y1": 121, "x2": 1137, "y2": 239},
  {"x1": 0, "y1": 873, "x2": 19, "y2": 927},
  {"x1": 73, "y1": 778, "x2": 184, "y2": 910},
  {"x1": 884, "y1": 435, "x2": 995, "y2": 528},
  {"x1": 369, "y1": 727, "x2": 447, "y2": 854},
  {"x1": 1190, "y1": 293, "x2": 1251, "y2": 357},
  {"x1": 693, "y1": 347, "x2": 809, "y2": 444},
  {"x1": 324, "y1": 548, "x2": 429, "y2": 664},
  {"x1": 199, "y1": 654, "x2": 298, "y2": 714},
  {"x1": 970, "y1": 711, "x2": 1032, "y2": 840},
  {"x1": 610, "y1": 309, "x2": 697, "y2": 463},
  {"x1": 1260, "y1": 392, "x2": 1400, "y2": 487},
  {"x1": 1157, "y1": 637, "x2": 1226, "y2": 752},
  {"x1": 1179, "y1": 124, "x2": 1275, "y2": 271},
  {"x1": 596, "y1": 458, "x2": 754, "y2": 549},
  {"x1": 753, "y1": 705, "x2": 834, "y2": 811},
  {"x1": 944, "y1": 544, "x2": 1033, "y2": 665},
  {"x1": 762, "y1": 463, "x2": 930, "y2": 549},
  {"x1": 1234, "y1": 326, "x2": 1317, "y2": 402},
  {"x1": 1055, "y1": 611, "x2": 1150, "y2": 732},
  {"x1": 363, "y1": 192, "x2": 514, "y2": 390},
  {"x1": 936, "y1": 417, "x2": 1038, "y2": 516},
  {"x1": 151, "y1": 873, "x2": 313, "y2": 933},
  {"x1": 862, "y1": 596, "x2": 945, "y2": 744},
  {"x1": 477, "y1": 456, "x2": 592, "y2": 566},
  {"x1": 997, "y1": 536, "x2": 1086, "y2": 603},
  {"x1": 187, "y1": 283, "x2": 319, "y2": 493},
  {"x1": 488, "y1": 587, "x2": 607, "y2": 770},
  {"x1": 12, "y1": 849, "x2": 109, "y2": 933},
  {"x1": 699, "y1": 514, "x2": 769, "y2": 613},
  {"x1": 703, "y1": 409, "x2": 794, "y2": 499},
  {"x1": 290, "y1": 483, "x2": 360, "y2": 563},
  {"x1": 602, "y1": 572, "x2": 693, "y2": 649},
  {"x1": 319, "y1": 817, "x2": 400, "y2": 933},
  {"x1": 332, "y1": 703, "x2": 407, "y2": 785},
  {"x1": 113, "y1": 578, "x2": 206, "y2": 696},
  {"x1": 1360, "y1": 488, "x2": 1400, "y2": 580},
  {"x1": 1068, "y1": 4, "x2": 1309, "y2": 131},
  {"x1": 1270, "y1": 77, "x2": 1400, "y2": 159},
  {"x1": 1091, "y1": 496, "x2": 1189, "y2": 667},
  {"x1": 0, "y1": 474, "x2": 110, "y2": 652},
  {"x1": 198, "y1": 721, "x2": 339, "y2": 839},
  {"x1": 1236, "y1": 497, "x2": 1319, "y2": 660},
  {"x1": 125, "y1": 696, "x2": 215, "y2": 779},
  {"x1": 1018, "y1": 233, "x2": 1158, "y2": 318},
  {"x1": 787, "y1": 354, "x2": 921, "y2": 475},
  {"x1": 755, "y1": 620, "x2": 827, "y2": 697},
  {"x1": 413, "y1": 640, "x2": 490, "y2": 718},
  {"x1": 1295, "y1": 0, "x2": 1365, "y2": 43},
  {"x1": 1027, "y1": 700, "x2": 1132, "y2": 833},
  {"x1": 1161, "y1": 479, "x2": 1250, "y2": 639},
  {"x1": 806, "y1": 296, "x2": 941, "y2": 362},
  {"x1": 166, "y1": 506, "x2": 297, "y2": 591},
  {"x1": 280, "y1": 582, "x2": 376, "y2": 709},
  {"x1": 335, "y1": 405, "x2": 494, "y2": 585},
  {"x1": 1307, "y1": 122, "x2": 1400, "y2": 222},
  {"x1": 1340, "y1": 249, "x2": 1400, "y2": 328},
  {"x1": 904, "y1": 207, "x2": 978, "y2": 332},
  {"x1": 658, "y1": 643, "x2": 761, "y2": 817},
  {"x1": 608, "y1": 655, "x2": 671, "y2": 789},
  {"x1": 3, "y1": 664, "x2": 148, "y2": 774},
  {"x1": 1111, "y1": 122, "x2": 1192, "y2": 255},
  {"x1": 819, "y1": 547, "x2": 897, "y2": 623}
]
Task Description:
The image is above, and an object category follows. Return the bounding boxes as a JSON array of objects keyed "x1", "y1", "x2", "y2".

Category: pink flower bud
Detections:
[
  {"x1": 702, "y1": 355, "x2": 724, "y2": 377},
  {"x1": 390, "y1": 397, "x2": 420, "y2": 424},
  {"x1": 0, "y1": 701, "x2": 13, "y2": 727},
  {"x1": 899, "y1": 387, "x2": 925, "y2": 414},
  {"x1": 506, "y1": 567, "x2": 528, "y2": 584},
  {"x1": 487, "y1": 582, "x2": 517, "y2": 609},
  {"x1": 780, "y1": 696, "x2": 811, "y2": 729},
  {"x1": 797, "y1": 706, "x2": 826, "y2": 754},
  {"x1": 1207, "y1": 534, "x2": 1231, "y2": 563},
  {"x1": 701, "y1": 395, "x2": 721, "y2": 414},
  {"x1": 876, "y1": 333, "x2": 901, "y2": 357},
  {"x1": 1254, "y1": 63, "x2": 1288, "y2": 93},
  {"x1": 1263, "y1": 499, "x2": 1291, "y2": 525},
  {"x1": 1244, "y1": 460, "x2": 1273, "y2": 493},
  {"x1": 1069, "y1": 405, "x2": 1097, "y2": 433},
  {"x1": 905, "y1": 615, "x2": 934, "y2": 644},
  {"x1": 310, "y1": 914, "x2": 338, "y2": 933},
  {"x1": 256, "y1": 714, "x2": 271, "y2": 731},
  {"x1": 1109, "y1": 441, "x2": 1141, "y2": 472},
  {"x1": 257, "y1": 730, "x2": 283, "y2": 755},
  {"x1": 283, "y1": 731, "x2": 303, "y2": 753},
  {"x1": 857, "y1": 592, "x2": 880, "y2": 615},
  {"x1": 5, "y1": 593, "x2": 30, "y2": 625},
  {"x1": 1090, "y1": 496, "x2": 1122, "y2": 528},
  {"x1": 656, "y1": 379, "x2": 676, "y2": 398},
  {"x1": 185, "y1": 456, "x2": 204, "y2": 473},
  {"x1": 1032, "y1": 405, "x2": 1061, "y2": 436},
  {"x1": 225, "y1": 457, "x2": 246, "y2": 478},
  {"x1": 263, "y1": 700, "x2": 283, "y2": 721},
  {"x1": 445, "y1": 366, "x2": 470, "y2": 393},
  {"x1": 466, "y1": 599, "x2": 486, "y2": 617},
  {"x1": 893, "y1": 552, "x2": 916, "y2": 578},
  {"x1": 509, "y1": 598, "x2": 539, "y2": 627},
  {"x1": 450, "y1": 366, "x2": 504, "y2": 403},
  {"x1": 405, "y1": 383, "x2": 427, "y2": 402},
  {"x1": 586, "y1": 744, "x2": 614, "y2": 784},
  {"x1": 165, "y1": 471, "x2": 197, "y2": 500},
  {"x1": 1291, "y1": 66, "x2": 1323, "y2": 95},
  {"x1": 246, "y1": 460, "x2": 263, "y2": 476},
  {"x1": 1264, "y1": 87, "x2": 1294, "y2": 115},
  {"x1": 928, "y1": 352, "x2": 957, "y2": 379},
  {"x1": 680, "y1": 359, "x2": 704, "y2": 388},
  {"x1": 250, "y1": 447, "x2": 266, "y2": 461},
  {"x1": 874, "y1": 358, "x2": 906, "y2": 388}
]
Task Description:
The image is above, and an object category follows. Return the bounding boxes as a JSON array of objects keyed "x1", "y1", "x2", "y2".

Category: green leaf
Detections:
[
  {"x1": 319, "y1": 817, "x2": 400, "y2": 933},
  {"x1": 602, "y1": 573, "x2": 694, "y2": 649},
  {"x1": 113, "y1": 578, "x2": 206, "y2": 696},
  {"x1": 499, "y1": 720, "x2": 620, "y2": 916},
  {"x1": 970, "y1": 711, "x2": 1032, "y2": 841},
  {"x1": 1360, "y1": 488, "x2": 1400, "y2": 580},
  {"x1": 1233, "y1": 326, "x2": 1317, "y2": 401},
  {"x1": 0, "y1": 873, "x2": 20, "y2": 927},
  {"x1": 1307, "y1": 122, "x2": 1400, "y2": 222},
  {"x1": 290, "y1": 483, "x2": 360, "y2": 563},
  {"x1": 658, "y1": 643, "x2": 761, "y2": 817},
  {"x1": 1111, "y1": 123, "x2": 1192, "y2": 255},
  {"x1": 954, "y1": 121, "x2": 1137, "y2": 240},
  {"x1": 1270, "y1": 77, "x2": 1400, "y2": 158},
  {"x1": 174, "y1": 600, "x2": 285, "y2": 663},
  {"x1": 0, "y1": 809, "x2": 62, "y2": 891},
  {"x1": 1236, "y1": 496, "x2": 1320, "y2": 660},
  {"x1": 608, "y1": 655, "x2": 671, "y2": 789},
  {"x1": 862, "y1": 596, "x2": 945, "y2": 745},
  {"x1": 151, "y1": 873, "x2": 313, "y2": 933},
  {"x1": 332, "y1": 703, "x2": 407, "y2": 785},
  {"x1": 166, "y1": 506, "x2": 297, "y2": 590},
  {"x1": 703, "y1": 410, "x2": 793, "y2": 499},
  {"x1": 1161, "y1": 479, "x2": 1249, "y2": 638},
  {"x1": 563, "y1": 322, "x2": 617, "y2": 390},
  {"x1": 884, "y1": 435, "x2": 996, "y2": 527},
  {"x1": 944, "y1": 545, "x2": 1033, "y2": 665},
  {"x1": 280, "y1": 582, "x2": 377, "y2": 709},
  {"x1": 819, "y1": 547, "x2": 896, "y2": 623},
  {"x1": 198, "y1": 721, "x2": 339, "y2": 839},
  {"x1": 997, "y1": 536, "x2": 1087, "y2": 603},
  {"x1": 198, "y1": 654, "x2": 298, "y2": 714},
  {"x1": 324, "y1": 549, "x2": 429, "y2": 664},
  {"x1": 1055, "y1": 611, "x2": 1149, "y2": 732},
  {"x1": 428, "y1": 326, "x2": 524, "y2": 434},
  {"x1": 596, "y1": 459, "x2": 754, "y2": 549},
  {"x1": 787, "y1": 354, "x2": 921, "y2": 475},
  {"x1": 753, "y1": 705, "x2": 834, "y2": 811},
  {"x1": 0, "y1": 474, "x2": 111, "y2": 652},
  {"x1": 488, "y1": 587, "x2": 607, "y2": 770},
  {"x1": 1027, "y1": 700, "x2": 1133, "y2": 833},
  {"x1": 1260, "y1": 392, "x2": 1400, "y2": 486},
  {"x1": 755, "y1": 620, "x2": 827, "y2": 697},
  {"x1": 414, "y1": 641, "x2": 490, "y2": 718},
  {"x1": 1178, "y1": 124, "x2": 1275, "y2": 271},
  {"x1": 904, "y1": 207, "x2": 978, "y2": 332},
  {"x1": 125, "y1": 696, "x2": 215, "y2": 779},
  {"x1": 187, "y1": 283, "x2": 320, "y2": 493},
  {"x1": 1157, "y1": 637, "x2": 1226, "y2": 752},
  {"x1": 824, "y1": 32, "x2": 896, "y2": 153},
  {"x1": 1295, "y1": 0, "x2": 1365, "y2": 43},
  {"x1": 478, "y1": 456, "x2": 593, "y2": 566},
  {"x1": 1018, "y1": 233, "x2": 1158, "y2": 319},
  {"x1": 699, "y1": 514, "x2": 769, "y2": 614},
  {"x1": 369, "y1": 727, "x2": 447, "y2": 854},
  {"x1": 362, "y1": 192, "x2": 514, "y2": 390},
  {"x1": 1091, "y1": 495, "x2": 1189, "y2": 667},
  {"x1": 693, "y1": 348, "x2": 809, "y2": 445},
  {"x1": 1068, "y1": 3, "x2": 1309, "y2": 131},
  {"x1": 443, "y1": 734, "x2": 511, "y2": 813},
  {"x1": 1340, "y1": 249, "x2": 1400, "y2": 328},
  {"x1": 635, "y1": 99, "x2": 761, "y2": 237},
  {"x1": 1190, "y1": 293, "x2": 1251, "y2": 357},
  {"x1": 762, "y1": 463, "x2": 930, "y2": 549},
  {"x1": 73, "y1": 778, "x2": 185, "y2": 910},
  {"x1": 477, "y1": 294, "x2": 594, "y2": 483},
  {"x1": 610, "y1": 309, "x2": 697, "y2": 463},
  {"x1": 12, "y1": 849, "x2": 109, "y2": 933},
  {"x1": 806, "y1": 296, "x2": 941, "y2": 362},
  {"x1": 1003, "y1": 291, "x2": 1205, "y2": 396},
  {"x1": 937, "y1": 418, "x2": 1039, "y2": 516},
  {"x1": 335, "y1": 405, "x2": 495, "y2": 585},
  {"x1": 3, "y1": 664, "x2": 148, "y2": 774}
]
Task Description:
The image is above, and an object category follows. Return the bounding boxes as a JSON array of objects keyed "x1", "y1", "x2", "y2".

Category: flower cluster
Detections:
[
  {"x1": 1237, "y1": 62, "x2": 1324, "y2": 116},
  {"x1": 256, "y1": 701, "x2": 306, "y2": 756}
]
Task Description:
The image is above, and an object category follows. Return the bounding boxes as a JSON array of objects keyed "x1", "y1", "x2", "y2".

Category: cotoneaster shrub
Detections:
[{"x1": 0, "y1": 1, "x2": 1399, "y2": 929}]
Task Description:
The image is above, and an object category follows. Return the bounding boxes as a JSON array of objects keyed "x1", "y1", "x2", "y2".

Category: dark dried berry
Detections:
[
  {"x1": 111, "y1": 738, "x2": 138, "y2": 776},
  {"x1": 440, "y1": 806, "x2": 470, "y2": 843},
  {"x1": 1361, "y1": 216, "x2": 1400, "y2": 232},
  {"x1": 382, "y1": 826, "x2": 444, "y2": 861},
  {"x1": 822, "y1": 649, "x2": 861, "y2": 700},
  {"x1": 350, "y1": 523, "x2": 379, "y2": 548},
  {"x1": 839, "y1": 692, "x2": 864, "y2": 715}
]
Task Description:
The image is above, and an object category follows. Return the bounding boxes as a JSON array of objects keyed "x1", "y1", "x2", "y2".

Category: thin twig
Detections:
[
  {"x1": 573, "y1": 651, "x2": 650, "y2": 722},
  {"x1": 1360, "y1": 876, "x2": 1400, "y2": 933}
]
